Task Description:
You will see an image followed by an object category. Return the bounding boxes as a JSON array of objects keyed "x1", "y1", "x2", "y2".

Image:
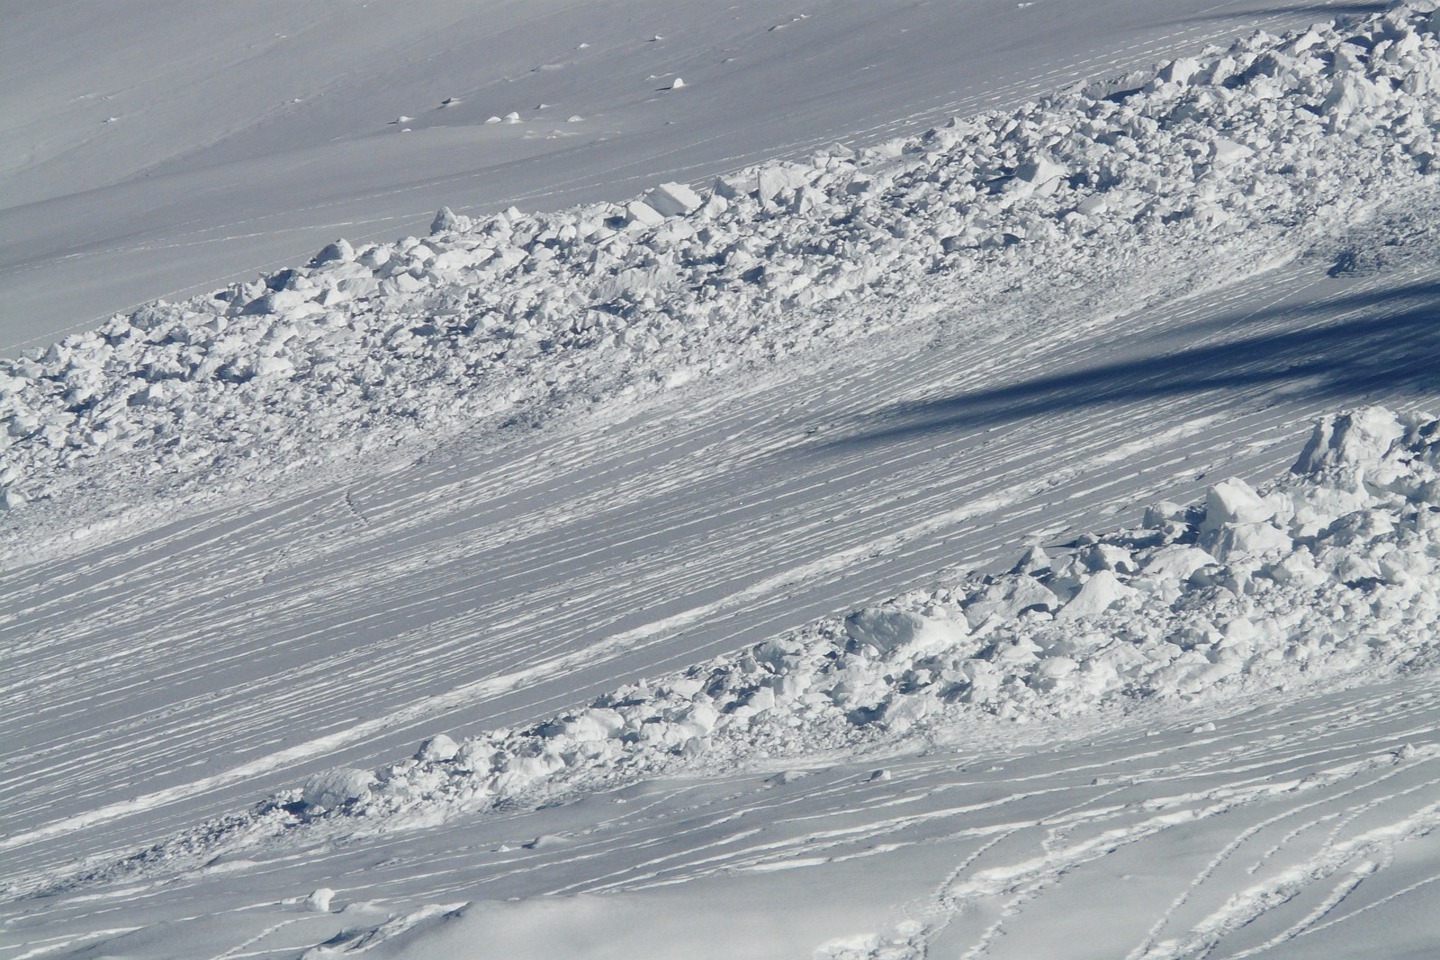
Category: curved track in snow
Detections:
[{"x1": 5, "y1": 245, "x2": 1439, "y2": 886}]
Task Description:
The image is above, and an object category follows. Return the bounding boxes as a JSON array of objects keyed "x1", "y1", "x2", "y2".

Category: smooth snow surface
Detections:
[{"x1": 5, "y1": 3, "x2": 1440, "y2": 959}]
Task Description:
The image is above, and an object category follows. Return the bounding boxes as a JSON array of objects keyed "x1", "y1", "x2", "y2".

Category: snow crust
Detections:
[{"x1": 5, "y1": 4, "x2": 1440, "y2": 532}]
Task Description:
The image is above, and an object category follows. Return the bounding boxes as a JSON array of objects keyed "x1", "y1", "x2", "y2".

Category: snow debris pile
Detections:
[
  {"x1": 292, "y1": 406, "x2": 1440, "y2": 827},
  {"x1": 5, "y1": 4, "x2": 1440, "y2": 513}
]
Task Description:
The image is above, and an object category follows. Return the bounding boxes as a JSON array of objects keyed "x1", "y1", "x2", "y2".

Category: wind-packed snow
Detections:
[{"x1": 5, "y1": 3, "x2": 1440, "y2": 546}]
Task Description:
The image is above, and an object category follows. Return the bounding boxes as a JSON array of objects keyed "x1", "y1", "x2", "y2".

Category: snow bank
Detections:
[{"x1": 5, "y1": 4, "x2": 1440, "y2": 522}]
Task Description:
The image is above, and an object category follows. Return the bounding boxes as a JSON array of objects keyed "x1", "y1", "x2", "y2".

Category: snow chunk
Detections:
[
  {"x1": 845, "y1": 605, "x2": 967, "y2": 657},
  {"x1": 1293, "y1": 407, "x2": 1406, "y2": 477},
  {"x1": 646, "y1": 182, "x2": 703, "y2": 218},
  {"x1": 1016, "y1": 156, "x2": 1067, "y2": 187},
  {"x1": 301, "y1": 768, "x2": 375, "y2": 810},
  {"x1": 430, "y1": 207, "x2": 470, "y2": 234},
  {"x1": 624, "y1": 200, "x2": 667, "y2": 228},
  {"x1": 1201, "y1": 478, "x2": 1275, "y2": 532},
  {"x1": 1056, "y1": 570, "x2": 1134, "y2": 621},
  {"x1": 305, "y1": 888, "x2": 336, "y2": 913},
  {"x1": 416, "y1": 734, "x2": 459, "y2": 762},
  {"x1": 311, "y1": 239, "x2": 355, "y2": 266},
  {"x1": 1210, "y1": 138, "x2": 1254, "y2": 165}
]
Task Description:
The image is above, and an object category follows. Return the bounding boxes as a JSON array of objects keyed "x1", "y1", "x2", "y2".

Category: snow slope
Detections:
[
  {"x1": 0, "y1": 0, "x2": 1407, "y2": 353},
  {"x1": 5, "y1": 3, "x2": 1440, "y2": 959}
]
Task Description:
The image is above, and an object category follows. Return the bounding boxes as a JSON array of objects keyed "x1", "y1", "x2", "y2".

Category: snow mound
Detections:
[
  {"x1": 5, "y1": 4, "x2": 1440, "y2": 527},
  {"x1": 64, "y1": 404, "x2": 1429, "y2": 882},
  {"x1": 305, "y1": 407, "x2": 1440, "y2": 827}
]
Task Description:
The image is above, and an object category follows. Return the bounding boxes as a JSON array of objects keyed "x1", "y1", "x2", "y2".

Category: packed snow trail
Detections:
[{"x1": 0, "y1": 0, "x2": 1409, "y2": 352}]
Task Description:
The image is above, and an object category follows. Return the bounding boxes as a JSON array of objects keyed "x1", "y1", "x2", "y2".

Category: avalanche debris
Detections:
[
  {"x1": 5, "y1": 5, "x2": 1440, "y2": 534},
  {"x1": 50, "y1": 406, "x2": 1440, "y2": 887},
  {"x1": 329, "y1": 407, "x2": 1440, "y2": 821}
]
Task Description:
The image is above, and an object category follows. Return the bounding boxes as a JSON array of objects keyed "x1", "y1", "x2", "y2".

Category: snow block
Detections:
[
  {"x1": 311, "y1": 239, "x2": 355, "y2": 266},
  {"x1": 756, "y1": 165, "x2": 813, "y2": 202},
  {"x1": 624, "y1": 200, "x2": 666, "y2": 228},
  {"x1": 645, "y1": 182, "x2": 703, "y2": 218},
  {"x1": 431, "y1": 207, "x2": 469, "y2": 234},
  {"x1": 845, "y1": 605, "x2": 966, "y2": 657},
  {"x1": 1016, "y1": 156, "x2": 1067, "y2": 186},
  {"x1": 1055, "y1": 570, "x2": 1133, "y2": 621},
  {"x1": 416, "y1": 734, "x2": 459, "y2": 762},
  {"x1": 1210, "y1": 138, "x2": 1254, "y2": 165},
  {"x1": 1160, "y1": 56, "x2": 1202, "y2": 85},
  {"x1": 1293, "y1": 408, "x2": 1405, "y2": 476},
  {"x1": 1201, "y1": 478, "x2": 1274, "y2": 532}
]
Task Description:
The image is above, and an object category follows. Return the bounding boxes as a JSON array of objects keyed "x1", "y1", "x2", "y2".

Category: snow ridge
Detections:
[
  {"x1": 22, "y1": 405, "x2": 1440, "y2": 898},
  {"x1": 4, "y1": 4, "x2": 1440, "y2": 528},
  {"x1": 316, "y1": 408, "x2": 1440, "y2": 818}
]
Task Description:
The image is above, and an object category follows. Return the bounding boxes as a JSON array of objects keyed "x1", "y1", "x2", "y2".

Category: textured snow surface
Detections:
[
  {"x1": 0, "y1": 0, "x2": 1401, "y2": 351},
  {"x1": 6, "y1": 6, "x2": 1440, "y2": 960},
  {"x1": 9, "y1": 406, "x2": 1440, "y2": 958},
  {"x1": 27, "y1": 405, "x2": 1435, "y2": 886},
  {"x1": 6, "y1": 4, "x2": 1440, "y2": 542}
]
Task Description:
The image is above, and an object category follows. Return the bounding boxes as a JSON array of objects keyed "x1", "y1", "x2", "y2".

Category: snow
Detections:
[
  {"x1": 6, "y1": 3, "x2": 1440, "y2": 546},
  {"x1": 1, "y1": 0, "x2": 1420, "y2": 354},
  {"x1": 76, "y1": 405, "x2": 1427, "y2": 860},
  {"x1": 5, "y1": 3, "x2": 1440, "y2": 959}
]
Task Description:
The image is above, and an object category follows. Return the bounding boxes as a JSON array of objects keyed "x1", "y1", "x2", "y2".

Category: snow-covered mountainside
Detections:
[
  {"x1": 5, "y1": 4, "x2": 1440, "y2": 959},
  {"x1": 23, "y1": 405, "x2": 1440, "y2": 894}
]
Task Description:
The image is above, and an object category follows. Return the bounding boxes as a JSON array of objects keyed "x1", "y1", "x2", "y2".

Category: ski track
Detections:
[
  {"x1": 4, "y1": 249, "x2": 1439, "y2": 883},
  {"x1": 7, "y1": 674, "x2": 1437, "y2": 959}
]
